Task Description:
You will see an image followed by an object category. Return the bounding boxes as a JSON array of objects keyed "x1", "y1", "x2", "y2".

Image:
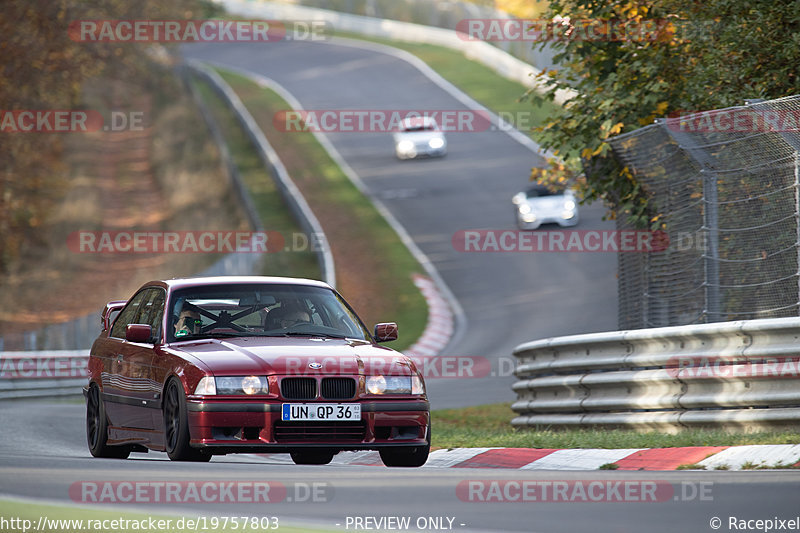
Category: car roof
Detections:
[{"x1": 139, "y1": 276, "x2": 332, "y2": 293}]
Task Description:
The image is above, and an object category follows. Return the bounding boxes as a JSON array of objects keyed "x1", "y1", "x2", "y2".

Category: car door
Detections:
[{"x1": 103, "y1": 288, "x2": 164, "y2": 433}]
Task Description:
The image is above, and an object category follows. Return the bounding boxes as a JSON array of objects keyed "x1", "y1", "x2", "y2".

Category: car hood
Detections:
[
  {"x1": 167, "y1": 337, "x2": 413, "y2": 376},
  {"x1": 526, "y1": 195, "x2": 570, "y2": 212}
]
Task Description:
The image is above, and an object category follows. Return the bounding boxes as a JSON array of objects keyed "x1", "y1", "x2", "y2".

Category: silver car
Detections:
[
  {"x1": 393, "y1": 117, "x2": 447, "y2": 159},
  {"x1": 513, "y1": 184, "x2": 579, "y2": 230}
]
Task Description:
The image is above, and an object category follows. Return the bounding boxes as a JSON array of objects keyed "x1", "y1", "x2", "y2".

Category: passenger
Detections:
[{"x1": 278, "y1": 309, "x2": 310, "y2": 328}]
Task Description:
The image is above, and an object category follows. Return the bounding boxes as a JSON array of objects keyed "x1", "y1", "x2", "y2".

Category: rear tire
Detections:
[
  {"x1": 290, "y1": 451, "x2": 335, "y2": 465},
  {"x1": 163, "y1": 379, "x2": 211, "y2": 462},
  {"x1": 86, "y1": 384, "x2": 131, "y2": 459},
  {"x1": 379, "y1": 427, "x2": 430, "y2": 467}
]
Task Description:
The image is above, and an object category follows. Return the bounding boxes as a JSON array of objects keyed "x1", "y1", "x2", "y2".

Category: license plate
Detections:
[{"x1": 281, "y1": 403, "x2": 361, "y2": 421}]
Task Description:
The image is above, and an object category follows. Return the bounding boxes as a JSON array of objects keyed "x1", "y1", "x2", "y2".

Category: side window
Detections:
[
  {"x1": 135, "y1": 289, "x2": 165, "y2": 343},
  {"x1": 109, "y1": 290, "x2": 149, "y2": 339}
]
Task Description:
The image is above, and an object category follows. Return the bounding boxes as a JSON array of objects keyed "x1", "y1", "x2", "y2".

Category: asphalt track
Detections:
[
  {"x1": 1, "y1": 400, "x2": 799, "y2": 533},
  {"x1": 182, "y1": 38, "x2": 619, "y2": 409},
  {"x1": 0, "y1": 37, "x2": 797, "y2": 533}
]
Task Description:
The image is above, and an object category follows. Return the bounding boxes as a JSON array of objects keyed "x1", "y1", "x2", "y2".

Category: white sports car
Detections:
[
  {"x1": 513, "y1": 184, "x2": 579, "y2": 230},
  {"x1": 393, "y1": 117, "x2": 447, "y2": 159}
]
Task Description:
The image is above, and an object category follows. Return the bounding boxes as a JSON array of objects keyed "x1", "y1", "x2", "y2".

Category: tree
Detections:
[{"x1": 0, "y1": 0, "x2": 214, "y2": 272}]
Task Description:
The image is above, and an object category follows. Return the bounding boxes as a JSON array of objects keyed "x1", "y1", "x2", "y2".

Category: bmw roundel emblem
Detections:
[{"x1": 308, "y1": 362, "x2": 322, "y2": 369}]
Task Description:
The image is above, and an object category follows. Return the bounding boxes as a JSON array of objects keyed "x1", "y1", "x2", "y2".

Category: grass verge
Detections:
[
  {"x1": 193, "y1": 69, "x2": 427, "y2": 352},
  {"x1": 188, "y1": 75, "x2": 320, "y2": 279},
  {"x1": 0, "y1": 499, "x2": 334, "y2": 533},
  {"x1": 431, "y1": 403, "x2": 800, "y2": 449}
]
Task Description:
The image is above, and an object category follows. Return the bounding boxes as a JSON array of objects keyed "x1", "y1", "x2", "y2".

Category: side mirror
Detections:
[
  {"x1": 374, "y1": 322, "x2": 398, "y2": 343},
  {"x1": 126, "y1": 324, "x2": 153, "y2": 343}
]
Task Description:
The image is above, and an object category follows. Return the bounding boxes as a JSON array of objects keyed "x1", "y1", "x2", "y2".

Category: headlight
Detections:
[
  {"x1": 366, "y1": 375, "x2": 424, "y2": 395},
  {"x1": 397, "y1": 140, "x2": 414, "y2": 153},
  {"x1": 518, "y1": 203, "x2": 532, "y2": 214},
  {"x1": 412, "y1": 375, "x2": 425, "y2": 395},
  {"x1": 428, "y1": 137, "x2": 445, "y2": 149},
  {"x1": 562, "y1": 210, "x2": 576, "y2": 220},
  {"x1": 366, "y1": 375, "x2": 386, "y2": 394},
  {"x1": 564, "y1": 200, "x2": 576, "y2": 210},
  {"x1": 522, "y1": 213, "x2": 536, "y2": 223},
  {"x1": 194, "y1": 376, "x2": 216, "y2": 395},
  {"x1": 215, "y1": 376, "x2": 268, "y2": 395},
  {"x1": 512, "y1": 193, "x2": 525, "y2": 205}
]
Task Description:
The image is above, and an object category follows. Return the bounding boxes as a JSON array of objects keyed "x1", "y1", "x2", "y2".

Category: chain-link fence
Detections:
[{"x1": 609, "y1": 95, "x2": 800, "y2": 329}]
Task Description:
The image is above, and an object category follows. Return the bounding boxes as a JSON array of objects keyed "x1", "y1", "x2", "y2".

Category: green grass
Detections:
[
  {"x1": 676, "y1": 463, "x2": 705, "y2": 470},
  {"x1": 431, "y1": 403, "x2": 800, "y2": 450},
  {"x1": 333, "y1": 30, "x2": 562, "y2": 146},
  {"x1": 210, "y1": 69, "x2": 427, "y2": 352},
  {"x1": 189, "y1": 76, "x2": 321, "y2": 279},
  {"x1": 0, "y1": 500, "x2": 333, "y2": 533}
]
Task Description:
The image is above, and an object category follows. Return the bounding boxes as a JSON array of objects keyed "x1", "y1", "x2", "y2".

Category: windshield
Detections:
[
  {"x1": 401, "y1": 119, "x2": 437, "y2": 132},
  {"x1": 403, "y1": 124, "x2": 435, "y2": 132},
  {"x1": 526, "y1": 185, "x2": 567, "y2": 198},
  {"x1": 167, "y1": 283, "x2": 371, "y2": 342}
]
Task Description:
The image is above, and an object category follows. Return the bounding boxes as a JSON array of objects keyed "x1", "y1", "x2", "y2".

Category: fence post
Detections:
[{"x1": 662, "y1": 125, "x2": 721, "y2": 323}]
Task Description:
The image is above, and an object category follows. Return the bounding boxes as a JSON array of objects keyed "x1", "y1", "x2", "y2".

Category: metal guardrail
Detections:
[
  {"x1": 0, "y1": 351, "x2": 87, "y2": 399},
  {"x1": 511, "y1": 317, "x2": 800, "y2": 429},
  {"x1": 186, "y1": 60, "x2": 336, "y2": 289}
]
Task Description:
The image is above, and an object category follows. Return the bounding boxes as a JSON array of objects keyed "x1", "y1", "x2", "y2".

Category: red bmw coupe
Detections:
[{"x1": 85, "y1": 276, "x2": 430, "y2": 467}]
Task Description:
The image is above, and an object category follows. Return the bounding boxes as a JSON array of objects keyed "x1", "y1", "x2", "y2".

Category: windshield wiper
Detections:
[{"x1": 282, "y1": 331, "x2": 348, "y2": 339}]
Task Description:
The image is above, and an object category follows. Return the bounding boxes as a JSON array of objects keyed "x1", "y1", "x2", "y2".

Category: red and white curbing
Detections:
[
  {"x1": 249, "y1": 445, "x2": 800, "y2": 470},
  {"x1": 403, "y1": 274, "x2": 454, "y2": 359}
]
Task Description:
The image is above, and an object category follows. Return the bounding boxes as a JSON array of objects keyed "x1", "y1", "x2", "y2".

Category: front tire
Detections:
[
  {"x1": 163, "y1": 379, "x2": 211, "y2": 462},
  {"x1": 86, "y1": 384, "x2": 131, "y2": 459}
]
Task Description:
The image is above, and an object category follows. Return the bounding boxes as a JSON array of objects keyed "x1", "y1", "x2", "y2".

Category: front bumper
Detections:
[
  {"x1": 185, "y1": 399, "x2": 430, "y2": 453},
  {"x1": 517, "y1": 211, "x2": 579, "y2": 230},
  {"x1": 396, "y1": 145, "x2": 447, "y2": 159}
]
